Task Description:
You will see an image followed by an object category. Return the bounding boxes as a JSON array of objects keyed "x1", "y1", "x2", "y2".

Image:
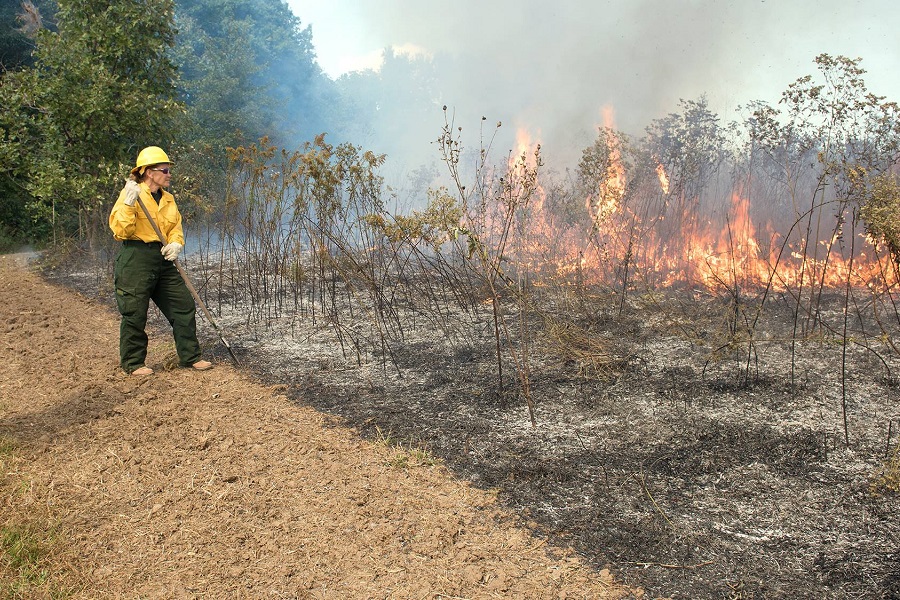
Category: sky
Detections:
[{"x1": 286, "y1": 0, "x2": 900, "y2": 169}]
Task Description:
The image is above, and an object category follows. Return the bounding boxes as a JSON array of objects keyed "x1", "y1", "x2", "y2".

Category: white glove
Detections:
[
  {"x1": 161, "y1": 242, "x2": 183, "y2": 261},
  {"x1": 123, "y1": 180, "x2": 142, "y2": 206}
]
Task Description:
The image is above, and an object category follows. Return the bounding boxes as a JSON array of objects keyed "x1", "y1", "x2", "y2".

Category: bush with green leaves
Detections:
[
  {"x1": 861, "y1": 173, "x2": 900, "y2": 266},
  {"x1": 0, "y1": 0, "x2": 182, "y2": 246}
]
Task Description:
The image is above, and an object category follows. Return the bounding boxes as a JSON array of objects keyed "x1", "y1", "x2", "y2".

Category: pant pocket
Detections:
[{"x1": 116, "y1": 287, "x2": 141, "y2": 317}]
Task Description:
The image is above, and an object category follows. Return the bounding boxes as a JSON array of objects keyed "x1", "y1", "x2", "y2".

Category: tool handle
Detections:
[
  {"x1": 134, "y1": 197, "x2": 212, "y2": 320},
  {"x1": 133, "y1": 195, "x2": 169, "y2": 244},
  {"x1": 133, "y1": 195, "x2": 241, "y2": 365}
]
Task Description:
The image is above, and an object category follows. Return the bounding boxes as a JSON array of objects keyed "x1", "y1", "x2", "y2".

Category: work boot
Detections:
[
  {"x1": 191, "y1": 360, "x2": 213, "y2": 371},
  {"x1": 131, "y1": 366, "x2": 154, "y2": 376}
]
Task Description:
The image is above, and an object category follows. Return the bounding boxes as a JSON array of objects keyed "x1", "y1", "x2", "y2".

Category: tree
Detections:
[
  {"x1": 0, "y1": 0, "x2": 182, "y2": 245},
  {"x1": 0, "y1": 0, "x2": 54, "y2": 247},
  {"x1": 171, "y1": 12, "x2": 268, "y2": 147},
  {"x1": 333, "y1": 48, "x2": 441, "y2": 168},
  {"x1": 166, "y1": 0, "x2": 338, "y2": 225},
  {"x1": 645, "y1": 96, "x2": 732, "y2": 204},
  {"x1": 173, "y1": 0, "x2": 331, "y2": 148}
]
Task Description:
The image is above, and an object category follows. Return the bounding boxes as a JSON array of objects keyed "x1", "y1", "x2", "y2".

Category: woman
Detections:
[{"x1": 108, "y1": 146, "x2": 213, "y2": 375}]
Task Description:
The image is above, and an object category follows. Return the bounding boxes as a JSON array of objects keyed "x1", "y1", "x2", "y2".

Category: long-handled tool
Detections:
[{"x1": 134, "y1": 196, "x2": 241, "y2": 366}]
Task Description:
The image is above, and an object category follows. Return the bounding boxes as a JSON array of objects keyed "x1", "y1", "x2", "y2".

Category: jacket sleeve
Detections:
[{"x1": 108, "y1": 186, "x2": 140, "y2": 241}]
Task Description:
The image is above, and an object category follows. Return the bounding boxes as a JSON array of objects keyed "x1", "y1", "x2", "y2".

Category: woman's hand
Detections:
[
  {"x1": 123, "y1": 180, "x2": 142, "y2": 207},
  {"x1": 161, "y1": 242, "x2": 183, "y2": 261}
]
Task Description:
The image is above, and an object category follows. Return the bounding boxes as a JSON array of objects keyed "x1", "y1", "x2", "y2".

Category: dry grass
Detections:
[
  {"x1": 0, "y1": 448, "x2": 79, "y2": 599},
  {"x1": 871, "y1": 443, "x2": 900, "y2": 496},
  {"x1": 541, "y1": 316, "x2": 623, "y2": 380}
]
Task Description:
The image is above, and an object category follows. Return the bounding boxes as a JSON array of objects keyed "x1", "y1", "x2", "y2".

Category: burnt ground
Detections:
[{"x1": 47, "y1": 251, "x2": 900, "y2": 599}]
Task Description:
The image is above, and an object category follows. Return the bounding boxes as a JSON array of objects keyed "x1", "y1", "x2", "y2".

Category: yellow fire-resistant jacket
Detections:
[{"x1": 108, "y1": 182, "x2": 186, "y2": 246}]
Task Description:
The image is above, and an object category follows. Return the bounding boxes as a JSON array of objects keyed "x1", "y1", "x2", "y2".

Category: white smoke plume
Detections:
[{"x1": 293, "y1": 0, "x2": 900, "y2": 172}]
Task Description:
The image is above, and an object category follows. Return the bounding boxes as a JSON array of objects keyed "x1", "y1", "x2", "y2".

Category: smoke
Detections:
[
  {"x1": 295, "y1": 0, "x2": 900, "y2": 174},
  {"x1": 16, "y1": 1, "x2": 43, "y2": 37}
]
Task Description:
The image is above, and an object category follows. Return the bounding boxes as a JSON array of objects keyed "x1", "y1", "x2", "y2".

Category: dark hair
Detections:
[{"x1": 131, "y1": 164, "x2": 159, "y2": 182}]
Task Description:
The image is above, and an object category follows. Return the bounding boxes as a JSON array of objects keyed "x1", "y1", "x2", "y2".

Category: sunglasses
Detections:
[{"x1": 150, "y1": 167, "x2": 171, "y2": 174}]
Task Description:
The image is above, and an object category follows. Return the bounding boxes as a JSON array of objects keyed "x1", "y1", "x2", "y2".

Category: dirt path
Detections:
[{"x1": 0, "y1": 252, "x2": 637, "y2": 599}]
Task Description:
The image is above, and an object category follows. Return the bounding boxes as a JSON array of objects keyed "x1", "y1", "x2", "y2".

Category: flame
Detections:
[
  {"x1": 466, "y1": 118, "x2": 895, "y2": 294},
  {"x1": 633, "y1": 190, "x2": 894, "y2": 292},
  {"x1": 600, "y1": 105, "x2": 616, "y2": 129},
  {"x1": 656, "y1": 163, "x2": 670, "y2": 194},
  {"x1": 514, "y1": 127, "x2": 534, "y2": 161},
  {"x1": 586, "y1": 107, "x2": 626, "y2": 228}
]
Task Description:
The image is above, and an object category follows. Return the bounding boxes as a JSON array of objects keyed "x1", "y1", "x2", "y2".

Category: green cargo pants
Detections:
[{"x1": 114, "y1": 240, "x2": 202, "y2": 373}]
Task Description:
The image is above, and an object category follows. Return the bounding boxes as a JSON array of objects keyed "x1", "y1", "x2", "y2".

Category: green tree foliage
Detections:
[
  {"x1": 861, "y1": 173, "x2": 900, "y2": 267},
  {"x1": 168, "y1": 0, "x2": 338, "y2": 226},
  {"x1": 0, "y1": 0, "x2": 339, "y2": 246},
  {"x1": 0, "y1": 0, "x2": 181, "y2": 245},
  {"x1": 173, "y1": 0, "x2": 330, "y2": 148},
  {"x1": 0, "y1": 0, "x2": 54, "y2": 248}
]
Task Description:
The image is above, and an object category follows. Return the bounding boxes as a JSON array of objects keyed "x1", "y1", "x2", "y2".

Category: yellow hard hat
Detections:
[{"x1": 131, "y1": 146, "x2": 173, "y2": 175}]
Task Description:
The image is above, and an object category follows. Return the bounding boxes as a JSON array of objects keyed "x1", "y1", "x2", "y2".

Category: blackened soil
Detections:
[{"x1": 256, "y1": 317, "x2": 900, "y2": 599}]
